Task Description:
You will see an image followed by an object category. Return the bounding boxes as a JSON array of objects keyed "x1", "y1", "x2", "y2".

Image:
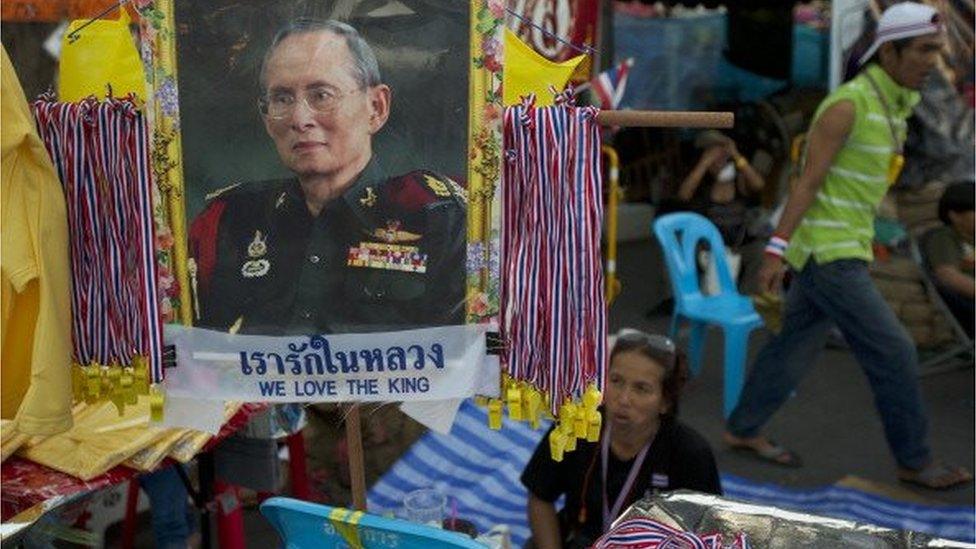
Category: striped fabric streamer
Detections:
[
  {"x1": 592, "y1": 517, "x2": 751, "y2": 549},
  {"x1": 31, "y1": 95, "x2": 164, "y2": 409},
  {"x1": 498, "y1": 91, "x2": 606, "y2": 457}
]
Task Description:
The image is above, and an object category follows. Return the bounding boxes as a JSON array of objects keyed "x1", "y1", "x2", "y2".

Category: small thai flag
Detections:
[{"x1": 575, "y1": 57, "x2": 634, "y2": 110}]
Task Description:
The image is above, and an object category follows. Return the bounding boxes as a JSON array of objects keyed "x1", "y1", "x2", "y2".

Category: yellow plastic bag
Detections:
[
  {"x1": 168, "y1": 402, "x2": 241, "y2": 463},
  {"x1": 58, "y1": 9, "x2": 146, "y2": 102},
  {"x1": 503, "y1": 28, "x2": 583, "y2": 107},
  {"x1": 19, "y1": 398, "x2": 165, "y2": 480},
  {"x1": 124, "y1": 428, "x2": 188, "y2": 472}
]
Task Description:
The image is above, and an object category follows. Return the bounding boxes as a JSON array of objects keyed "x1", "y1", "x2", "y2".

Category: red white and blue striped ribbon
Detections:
[
  {"x1": 31, "y1": 95, "x2": 164, "y2": 384},
  {"x1": 34, "y1": 99, "x2": 102, "y2": 366},
  {"x1": 130, "y1": 101, "x2": 164, "y2": 383},
  {"x1": 501, "y1": 92, "x2": 606, "y2": 414},
  {"x1": 592, "y1": 517, "x2": 753, "y2": 549}
]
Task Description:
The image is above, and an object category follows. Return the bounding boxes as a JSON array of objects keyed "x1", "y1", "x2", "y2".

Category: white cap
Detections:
[{"x1": 857, "y1": 2, "x2": 943, "y2": 67}]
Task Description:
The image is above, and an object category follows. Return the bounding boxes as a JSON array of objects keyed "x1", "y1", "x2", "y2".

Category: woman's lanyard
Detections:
[
  {"x1": 601, "y1": 424, "x2": 652, "y2": 531},
  {"x1": 863, "y1": 71, "x2": 906, "y2": 186}
]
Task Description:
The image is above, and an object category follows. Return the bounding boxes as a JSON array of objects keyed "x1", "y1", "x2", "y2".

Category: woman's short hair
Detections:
[{"x1": 610, "y1": 330, "x2": 689, "y2": 418}]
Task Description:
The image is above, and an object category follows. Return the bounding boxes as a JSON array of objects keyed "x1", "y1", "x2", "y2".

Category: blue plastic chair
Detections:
[
  {"x1": 652, "y1": 212, "x2": 763, "y2": 418},
  {"x1": 260, "y1": 497, "x2": 485, "y2": 549}
]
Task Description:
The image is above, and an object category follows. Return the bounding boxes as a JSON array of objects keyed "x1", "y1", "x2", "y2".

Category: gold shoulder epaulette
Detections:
[
  {"x1": 204, "y1": 182, "x2": 242, "y2": 202},
  {"x1": 423, "y1": 173, "x2": 467, "y2": 202}
]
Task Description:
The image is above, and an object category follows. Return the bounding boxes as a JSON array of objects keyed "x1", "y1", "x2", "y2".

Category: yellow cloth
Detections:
[
  {"x1": 58, "y1": 9, "x2": 146, "y2": 102},
  {"x1": 1, "y1": 419, "x2": 29, "y2": 461},
  {"x1": 502, "y1": 28, "x2": 583, "y2": 107},
  {"x1": 1, "y1": 46, "x2": 74, "y2": 435},
  {"x1": 20, "y1": 398, "x2": 165, "y2": 480}
]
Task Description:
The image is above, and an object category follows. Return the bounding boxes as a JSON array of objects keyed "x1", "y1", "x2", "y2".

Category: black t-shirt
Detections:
[{"x1": 520, "y1": 418, "x2": 721, "y2": 545}]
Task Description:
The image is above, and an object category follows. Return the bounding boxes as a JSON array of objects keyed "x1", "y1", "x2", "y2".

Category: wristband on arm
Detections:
[{"x1": 764, "y1": 235, "x2": 789, "y2": 259}]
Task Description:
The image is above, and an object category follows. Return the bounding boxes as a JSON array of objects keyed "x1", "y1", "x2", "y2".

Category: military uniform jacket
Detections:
[{"x1": 189, "y1": 160, "x2": 466, "y2": 335}]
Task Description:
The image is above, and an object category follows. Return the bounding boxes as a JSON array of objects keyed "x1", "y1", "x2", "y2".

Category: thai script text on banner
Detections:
[{"x1": 163, "y1": 324, "x2": 499, "y2": 403}]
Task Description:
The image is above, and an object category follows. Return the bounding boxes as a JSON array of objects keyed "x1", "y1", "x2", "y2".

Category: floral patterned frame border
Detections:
[{"x1": 136, "y1": 0, "x2": 504, "y2": 328}]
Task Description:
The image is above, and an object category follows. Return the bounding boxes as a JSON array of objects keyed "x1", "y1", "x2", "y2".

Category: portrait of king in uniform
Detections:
[{"x1": 188, "y1": 18, "x2": 467, "y2": 336}]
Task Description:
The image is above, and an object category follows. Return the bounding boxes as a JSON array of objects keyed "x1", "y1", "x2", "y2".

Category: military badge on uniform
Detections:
[
  {"x1": 372, "y1": 219, "x2": 421, "y2": 244},
  {"x1": 241, "y1": 230, "x2": 270, "y2": 278},
  {"x1": 359, "y1": 186, "x2": 377, "y2": 208},
  {"x1": 347, "y1": 242, "x2": 428, "y2": 273}
]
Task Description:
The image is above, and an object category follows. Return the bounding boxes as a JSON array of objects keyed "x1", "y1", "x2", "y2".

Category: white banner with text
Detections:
[{"x1": 163, "y1": 324, "x2": 500, "y2": 403}]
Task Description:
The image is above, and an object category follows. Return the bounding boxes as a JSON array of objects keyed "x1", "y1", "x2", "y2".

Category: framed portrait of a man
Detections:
[{"x1": 143, "y1": 0, "x2": 504, "y2": 338}]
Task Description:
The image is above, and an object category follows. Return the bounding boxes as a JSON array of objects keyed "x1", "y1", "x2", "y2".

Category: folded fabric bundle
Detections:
[
  {"x1": 19, "y1": 398, "x2": 165, "y2": 480},
  {"x1": 1, "y1": 420, "x2": 30, "y2": 462}
]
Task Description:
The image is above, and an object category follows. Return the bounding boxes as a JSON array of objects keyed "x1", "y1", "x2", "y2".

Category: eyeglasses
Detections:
[
  {"x1": 614, "y1": 330, "x2": 677, "y2": 363},
  {"x1": 258, "y1": 86, "x2": 363, "y2": 119}
]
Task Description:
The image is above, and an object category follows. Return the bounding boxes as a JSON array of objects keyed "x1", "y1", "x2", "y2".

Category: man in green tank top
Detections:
[{"x1": 723, "y1": 3, "x2": 971, "y2": 489}]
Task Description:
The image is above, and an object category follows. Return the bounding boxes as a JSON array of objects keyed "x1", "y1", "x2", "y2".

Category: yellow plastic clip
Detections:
[
  {"x1": 149, "y1": 385, "x2": 165, "y2": 422},
  {"x1": 132, "y1": 355, "x2": 150, "y2": 395},
  {"x1": 487, "y1": 398, "x2": 503, "y2": 430},
  {"x1": 507, "y1": 382, "x2": 523, "y2": 421},
  {"x1": 549, "y1": 428, "x2": 567, "y2": 462},
  {"x1": 524, "y1": 388, "x2": 542, "y2": 430},
  {"x1": 474, "y1": 395, "x2": 489, "y2": 408},
  {"x1": 119, "y1": 368, "x2": 138, "y2": 406},
  {"x1": 72, "y1": 365, "x2": 85, "y2": 401},
  {"x1": 106, "y1": 368, "x2": 124, "y2": 415},
  {"x1": 85, "y1": 364, "x2": 101, "y2": 403},
  {"x1": 105, "y1": 365, "x2": 120, "y2": 387},
  {"x1": 573, "y1": 402, "x2": 588, "y2": 438},
  {"x1": 559, "y1": 402, "x2": 577, "y2": 436},
  {"x1": 586, "y1": 409, "x2": 602, "y2": 442},
  {"x1": 121, "y1": 368, "x2": 137, "y2": 405},
  {"x1": 583, "y1": 384, "x2": 602, "y2": 411}
]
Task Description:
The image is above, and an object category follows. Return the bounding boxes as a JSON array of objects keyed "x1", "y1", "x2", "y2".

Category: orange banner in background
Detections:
[{"x1": 2, "y1": 0, "x2": 137, "y2": 23}]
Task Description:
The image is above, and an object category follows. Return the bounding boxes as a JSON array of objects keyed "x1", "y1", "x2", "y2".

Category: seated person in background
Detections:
[
  {"x1": 676, "y1": 131, "x2": 766, "y2": 295},
  {"x1": 922, "y1": 182, "x2": 974, "y2": 337},
  {"x1": 521, "y1": 330, "x2": 720, "y2": 549}
]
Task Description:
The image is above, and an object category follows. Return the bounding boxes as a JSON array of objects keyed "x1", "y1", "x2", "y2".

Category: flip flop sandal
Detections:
[
  {"x1": 729, "y1": 439, "x2": 803, "y2": 468},
  {"x1": 898, "y1": 462, "x2": 974, "y2": 490}
]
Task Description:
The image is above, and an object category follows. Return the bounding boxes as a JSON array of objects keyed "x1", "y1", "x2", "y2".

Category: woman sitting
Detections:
[{"x1": 520, "y1": 330, "x2": 721, "y2": 549}]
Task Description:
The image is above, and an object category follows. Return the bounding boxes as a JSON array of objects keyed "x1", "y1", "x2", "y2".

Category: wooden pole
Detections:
[
  {"x1": 595, "y1": 110, "x2": 734, "y2": 129},
  {"x1": 345, "y1": 404, "x2": 367, "y2": 511}
]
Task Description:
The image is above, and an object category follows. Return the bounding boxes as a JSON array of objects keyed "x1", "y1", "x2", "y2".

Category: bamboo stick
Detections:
[
  {"x1": 595, "y1": 110, "x2": 734, "y2": 129},
  {"x1": 345, "y1": 404, "x2": 367, "y2": 511}
]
